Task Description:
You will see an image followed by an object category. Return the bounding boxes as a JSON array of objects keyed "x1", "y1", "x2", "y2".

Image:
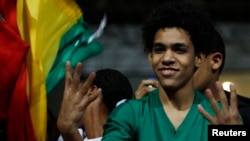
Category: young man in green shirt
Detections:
[
  {"x1": 101, "y1": 1, "x2": 242, "y2": 141},
  {"x1": 135, "y1": 30, "x2": 250, "y2": 125}
]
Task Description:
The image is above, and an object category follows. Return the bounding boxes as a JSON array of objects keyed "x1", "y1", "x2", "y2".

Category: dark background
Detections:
[{"x1": 76, "y1": 0, "x2": 250, "y2": 24}]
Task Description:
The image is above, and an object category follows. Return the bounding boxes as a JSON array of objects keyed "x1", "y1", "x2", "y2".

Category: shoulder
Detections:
[
  {"x1": 107, "y1": 90, "x2": 159, "y2": 122},
  {"x1": 111, "y1": 98, "x2": 148, "y2": 116}
]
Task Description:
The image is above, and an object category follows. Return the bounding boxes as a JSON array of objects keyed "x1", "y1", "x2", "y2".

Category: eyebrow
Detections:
[
  {"x1": 153, "y1": 42, "x2": 189, "y2": 48},
  {"x1": 172, "y1": 42, "x2": 189, "y2": 48}
]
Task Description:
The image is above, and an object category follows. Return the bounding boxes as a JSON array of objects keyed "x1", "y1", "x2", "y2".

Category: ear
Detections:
[
  {"x1": 147, "y1": 52, "x2": 153, "y2": 65},
  {"x1": 209, "y1": 52, "x2": 223, "y2": 70},
  {"x1": 194, "y1": 53, "x2": 205, "y2": 68}
]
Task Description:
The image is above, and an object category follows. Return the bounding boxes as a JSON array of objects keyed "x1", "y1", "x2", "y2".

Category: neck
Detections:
[
  {"x1": 158, "y1": 84, "x2": 195, "y2": 110},
  {"x1": 158, "y1": 85, "x2": 194, "y2": 130}
]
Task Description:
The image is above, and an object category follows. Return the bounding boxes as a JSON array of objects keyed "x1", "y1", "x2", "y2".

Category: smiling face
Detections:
[{"x1": 148, "y1": 27, "x2": 200, "y2": 91}]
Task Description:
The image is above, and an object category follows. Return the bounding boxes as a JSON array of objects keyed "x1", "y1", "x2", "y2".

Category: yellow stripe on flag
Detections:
[{"x1": 17, "y1": 0, "x2": 83, "y2": 140}]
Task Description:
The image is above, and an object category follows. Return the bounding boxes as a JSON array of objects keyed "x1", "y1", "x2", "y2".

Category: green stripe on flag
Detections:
[{"x1": 46, "y1": 17, "x2": 103, "y2": 94}]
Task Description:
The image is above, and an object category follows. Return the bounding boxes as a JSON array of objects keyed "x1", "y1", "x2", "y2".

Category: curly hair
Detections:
[{"x1": 141, "y1": 0, "x2": 216, "y2": 55}]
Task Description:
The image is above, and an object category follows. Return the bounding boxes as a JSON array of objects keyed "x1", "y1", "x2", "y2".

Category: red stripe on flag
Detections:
[
  {"x1": 0, "y1": 18, "x2": 29, "y2": 121},
  {"x1": 0, "y1": 2, "x2": 36, "y2": 140},
  {"x1": 0, "y1": 0, "x2": 19, "y2": 34},
  {"x1": 7, "y1": 64, "x2": 36, "y2": 141}
]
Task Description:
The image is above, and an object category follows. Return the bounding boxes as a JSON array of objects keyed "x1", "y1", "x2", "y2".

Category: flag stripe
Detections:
[
  {"x1": 7, "y1": 64, "x2": 36, "y2": 141},
  {"x1": 16, "y1": 0, "x2": 85, "y2": 140},
  {"x1": 0, "y1": 9, "x2": 34, "y2": 141},
  {"x1": 46, "y1": 17, "x2": 104, "y2": 94}
]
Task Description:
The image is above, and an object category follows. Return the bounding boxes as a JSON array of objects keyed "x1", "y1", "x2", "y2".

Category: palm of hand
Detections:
[{"x1": 198, "y1": 81, "x2": 243, "y2": 125}]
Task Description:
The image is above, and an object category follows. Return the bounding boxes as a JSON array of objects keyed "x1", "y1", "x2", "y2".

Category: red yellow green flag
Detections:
[{"x1": 0, "y1": 0, "x2": 103, "y2": 141}]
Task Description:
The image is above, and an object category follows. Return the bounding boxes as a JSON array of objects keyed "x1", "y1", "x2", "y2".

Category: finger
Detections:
[
  {"x1": 135, "y1": 88, "x2": 150, "y2": 99},
  {"x1": 65, "y1": 61, "x2": 72, "y2": 90},
  {"x1": 204, "y1": 89, "x2": 221, "y2": 116},
  {"x1": 144, "y1": 79, "x2": 159, "y2": 88},
  {"x1": 228, "y1": 83, "x2": 242, "y2": 124},
  {"x1": 151, "y1": 80, "x2": 159, "y2": 88},
  {"x1": 79, "y1": 72, "x2": 96, "y2": 96},
  {"x1": 197, "y1": 104, "x2": 215, "y2": 124},
  {"x1": 137, "y1": 80, "x2": 146, "y2": 89},
  {"x1": 134, "y1": 80, "x2": 147, "y2": 99},
  {"x1": 216, "y1": 81, "x2": 229, "y2": 113},
  {"x1": 72, "y1": 62, "x2": 83, "y2": 90},
  {"x1": 229, "y1": 83, "x2": 238, "y2": 113},
  {"x1": 88, "y1": 88, "x2": 102, "y2": 102}
]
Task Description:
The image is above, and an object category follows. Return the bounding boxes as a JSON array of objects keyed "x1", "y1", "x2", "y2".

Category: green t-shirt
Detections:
[{"x1": 102, "y1": 89, "x2": 217, "y2": 141}]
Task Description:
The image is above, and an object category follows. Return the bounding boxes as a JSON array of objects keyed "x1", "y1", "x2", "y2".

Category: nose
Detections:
[{"x1": 161, "y1": 50, "x2": 175, "y2": 65}]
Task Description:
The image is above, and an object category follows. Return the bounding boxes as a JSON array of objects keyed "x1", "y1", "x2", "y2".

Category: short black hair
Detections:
[
  {"x1": 92, "y1": 69, "x2": 133, "y2": 113},
  {"x1": 141, "y1": 0, "x2": 216, "y2": 56},
  {"x1": 204, "y1": 30, "x2": 226, "y2": 74}
]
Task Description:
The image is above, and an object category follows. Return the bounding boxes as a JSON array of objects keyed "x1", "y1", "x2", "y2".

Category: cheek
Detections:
[
  {"x1": 179, "y1": 54, "x2": 196, "y2": 65},
  {"x1": 150, "y1": 55, "x2": 161, "y2": 65},
  {"x1": 193, "y1": 68, "x2": 208, "y2": 90},
  {"x1": 182, "y1": 58, "x2": 196, "y2": 72}
]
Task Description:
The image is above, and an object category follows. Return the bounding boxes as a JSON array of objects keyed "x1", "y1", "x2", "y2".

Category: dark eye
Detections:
[
  {"x1": 175, "y1": 47, "x2": 187, "y2": 53},
  {"x1": 173, "y1": 44, "x2": 188, "y2": 54},
  {"x1": 153, "y1": 43, "x2": 165, "y2": 53}
]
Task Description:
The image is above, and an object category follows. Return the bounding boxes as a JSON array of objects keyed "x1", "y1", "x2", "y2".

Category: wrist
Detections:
[{"x1": 57, "y1": 118, "x2": 78, "y2": 134}]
